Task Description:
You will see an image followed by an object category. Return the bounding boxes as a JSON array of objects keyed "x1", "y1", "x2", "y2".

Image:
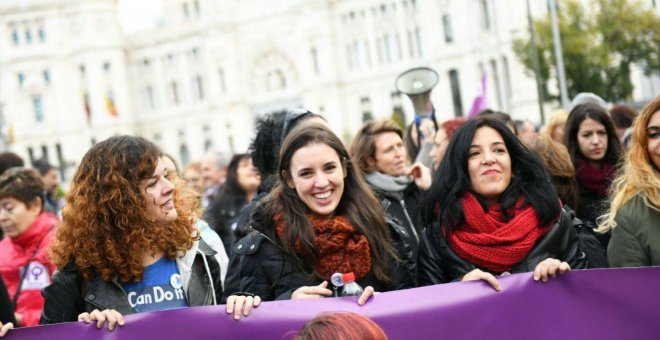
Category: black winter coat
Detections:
[
  {"x1": 40, "y1": 240, "x2": 223, "y2": 324},
  {"x1": 418, "y1": 208, "x2": 588, "y2": 285},
  {"x1": 232, "y1": 204, "x2": 415, "y2": 300}
]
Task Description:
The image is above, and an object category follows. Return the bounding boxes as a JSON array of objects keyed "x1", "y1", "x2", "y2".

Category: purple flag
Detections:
[
  {"x1": 467, "y1": 70, "x2": 489, "y2": 118},
  {"x1": 11, "y1": 267, "x2": 660, "y2": 339}
]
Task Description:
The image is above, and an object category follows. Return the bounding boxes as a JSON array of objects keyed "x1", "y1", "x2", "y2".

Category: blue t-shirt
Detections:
[{"x1": 122, "y1": 257, "x2": 189, "y2": 313}]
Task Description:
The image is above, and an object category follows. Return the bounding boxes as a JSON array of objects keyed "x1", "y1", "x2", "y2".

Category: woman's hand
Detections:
[
  {"x1": 291, "y1": 281, "x2": 333, "y2": 300},
  {"x1": 533, "y1": 258, "x2": 571, "y2": 282},
  {"x1": 357, "y1": 286, "x2": 376, "y2": 305},
  {"x1": 0, "y1": 322, "x2": 13, "y2": 337},
  {"x1": 408, "y1": 163, "x2": 432, "y2": 191},
  {"x1": 461, "y1": 269, "x2": 502, "y2": 291},
  {"x1": 78, "y1": 309, "x2": 125, "y2": 331},
  {"x1": 226, "y1": 294, "x2": 261, "y2": 320}
]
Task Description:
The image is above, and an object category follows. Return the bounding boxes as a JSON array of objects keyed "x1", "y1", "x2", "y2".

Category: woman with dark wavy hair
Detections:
[
  {"x1": 565, "y1": 103, "x2": 622, "y2": 228},
  {"x1": 418, "y1": 117, "x2": 587, "y2": 288},
  {"x1": 235, "y1": 123, "x2": 413, "y2": 303},
  {"x1": 40, "y1": 136, "x2": 259, "y2": 331}
]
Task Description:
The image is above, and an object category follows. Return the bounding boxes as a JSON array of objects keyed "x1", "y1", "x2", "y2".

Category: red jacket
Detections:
[{"x1": 0, "y1": 212, "x2": 58, "y2": 326}]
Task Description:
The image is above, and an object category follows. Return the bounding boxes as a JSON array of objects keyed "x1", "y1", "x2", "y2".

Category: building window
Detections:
[
  {"x1": 395, "y1": 33, "x2": 403, "y2": 61},
  {"x1": 311, "y1": 47, "x2": 320, "y2": 74},
  {"x1": 11, "y1": 28, "x2": 19, "y2": 45},
  {"x1": 180, "y1": 144, "x2": 190, "y2": 166},
  {"x1": 384, "y1": 34, "x2": 393, "y2": 63},
  {"x1": 490, "y1": 59, "x2": 502, "y2": 109},
  {"x1": 442, "y1": 14, "x2": 453, "y2": 43},
  {"x1": 266, "y1": 70, "x2": 286, "y2": 91},
  {"x1": 364, "y1": 40, "x2": 372, "y2": 66},
  {"x1": 502, "y1": 55, "x2": 513, "y2": 109},
  {"x1": 38, "y1": 27, "x2": 46, "y2": 42},
  {"x1": 193, "y1": 75, "x2": 204, "y2": 100},
  {"x1": 193, "y1": 0, "x2": 200, "y2": 15},
  {"x1": 481, "y1": 0, "x2": 491, "y2": 31},
  {"x1": 218, "y1": 69, "x2": 227, "y2": 94},
  {"x1": 183, "y1": 2, "x2": 190, "y2": 18},
  {"x1": 415, "y1": 27, "x2": 423, "y2": 57},
  {"x1": 25, "y1": 29, "x2": 32, "y2": 44},
  {"x1": 448, "y1": 70, "x2": 463, "y2": 117},
  {"x1": 376, "y1": 37, "x2": 384, "y2": 64},
  {"x1": 33, "y1": 95, "x2": 44, "y2": 122},
  {"x1": 146, "y1": 85, "x2": 155, "y2": 110},
  {"x1": 170, "y1": 81, "x2": 179, "y2": 104},
  {"x1": 346, "y1": 44, "x2": 353, "y2": 69},
  {"x1": 103, "y1": 62, "x2": 111, "y2": 73},
  {"x1": 407, "y1": 30, "x2": 415, "y2": 58},
  {"x1": 360, "y1": 97, "x2": 373, "y2": 122},
  {"x1": 55, "y1": 143, "x2": 64, "y2": 174},
  {"x1": 18, "y1": 72, "x2": 24, "y2": 86},
  {"x1": 43, "y1": 69, "x2": 50, "y2": 84}
]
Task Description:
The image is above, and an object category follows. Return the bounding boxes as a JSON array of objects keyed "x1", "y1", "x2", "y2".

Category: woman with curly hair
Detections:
[
  {"x1": 599, "y1": 97, "x2": 660, "y2": 267},
  {"x1": 40, "y1": 136, "x2": 259, "y2": 331},
  {"x1": 235, "y1": 123, "x2": 413, "y2": 303}
]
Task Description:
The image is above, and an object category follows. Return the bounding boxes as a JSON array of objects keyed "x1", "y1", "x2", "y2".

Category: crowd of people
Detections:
[{"x1": 0, "y1": 93, "x2": 658, "y2": 338}]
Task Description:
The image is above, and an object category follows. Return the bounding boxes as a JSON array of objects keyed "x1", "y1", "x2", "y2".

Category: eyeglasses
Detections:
[{"x1": 280, "y1": 109, "x2": 313, "y2": 143}]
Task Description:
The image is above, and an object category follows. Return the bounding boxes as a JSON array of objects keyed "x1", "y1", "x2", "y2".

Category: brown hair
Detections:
[
  {"x1": 0, "y1": 168, "x2": 44, "y2": 209},
  {"x1": 349, "y1": 119, "x2": 404, "y2": 175},
  {"x1": 525, "y1": 136, "x2": 578, "y2": 208},
  {"x1": 268, "y1": 123, "x2": 397, "y2": 282},
  {"x1": 50, "y1": 136, "x2": 198, "y2": 282}
]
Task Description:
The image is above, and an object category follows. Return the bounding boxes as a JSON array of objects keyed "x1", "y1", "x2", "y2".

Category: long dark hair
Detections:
[
  {"x1": 215, "y1": 153, "x2": 249, "y2": 205},
  {"x1": 421, "y1": 117, "x2": 561, "y2": 233},
  {"x1": 257, "y1": 123, "x2": 396, "y2": 282},
  {"x1": 565, "y1": 103, "x2": 623, "y2": 166}
]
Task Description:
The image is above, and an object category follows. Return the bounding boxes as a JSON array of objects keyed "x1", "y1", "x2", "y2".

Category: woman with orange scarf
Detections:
[
  {"x1": 418, "y1": 116, "x2": 587, "y2": 287},
  {"x1": 234, "y1": 122, "x2": 413, "y2": 303}
]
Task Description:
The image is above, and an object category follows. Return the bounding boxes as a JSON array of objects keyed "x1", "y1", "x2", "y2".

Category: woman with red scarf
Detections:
[
  {"x1": 565, "y1": 104, "x2": 622, "y2": 241},
  {"x1": 418, "y1": 116, "x2": 587, "y2": 287},
  {"x1": 234, "y1": 122, "x2": 413, "y2": 303},
  {"x1": 0, "y1": 168, "x2": 58, "y2": 328}
]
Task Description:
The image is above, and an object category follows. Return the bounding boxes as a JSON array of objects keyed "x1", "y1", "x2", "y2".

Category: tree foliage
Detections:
[{"x1": 513, "y1": 0, "x2": 660, "y2": 103}]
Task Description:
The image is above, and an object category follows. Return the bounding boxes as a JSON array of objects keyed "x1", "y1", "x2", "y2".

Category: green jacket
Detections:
[{"x1": 608, "y1": 194, "x2": 660, "y2": 267}]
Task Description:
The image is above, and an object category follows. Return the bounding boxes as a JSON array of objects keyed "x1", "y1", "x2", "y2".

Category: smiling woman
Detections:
[
  {"x1": 234, "y1": 122, "x2": 413, "y2": 303},
  {"x1": 418, "y1": 116, "x2": 587, "y2": 288}
]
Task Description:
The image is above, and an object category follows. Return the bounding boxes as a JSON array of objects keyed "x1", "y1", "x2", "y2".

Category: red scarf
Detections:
[
  {"x1": 446, "y1": 193, "x2": 551, "y2": 273},
  {"x1": 575, "y1": 160, "x2": 616, "y2": 196},
  {"x1": 275, "y1": 214, "x2": 372, "y2": 280}
]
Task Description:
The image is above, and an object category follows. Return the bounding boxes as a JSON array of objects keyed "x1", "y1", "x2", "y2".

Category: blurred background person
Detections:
[
  {"x1": 428, "y1": 118, "x2": 465, "y2": 172},
  {"x1": 541, "y1": 109, "x2": 569, "y2": 144},
  {"x1": 526, "y1": 136, "x2": 608, "y2": 268},
  {"x1": 478, "y1": 109, "x2": 517, "y2": 134},
  {"x1": 32, "y1": 160, "x2": 62, "y2": 216},
  {"x1": 515, "y1": 119, "x2": 538, "y2": 143},
  {"x1": 0, "y1": 152, "x2": 25, "y2": 239},
  {"x1": 296, "y1": 312, "x2": 387, "y2": 340},
  {"x1": 350, "y1": 119, "x2": 431, "y2": 265},
  {"x1": 0, "y1": 168, "x2": 59, "y2": 327},
  {"x1": 201, "y1": 151, "x2": 230, "y2": 209},
  {"x1": 182, "y1": 161, "x2": 204, "y2": 197},
  {"x1": 205, "y1": 154, "x2": 260, "y2": 252},
  {"x1": 565, "y1": 104, "x2": 623, "y2": 234},
  {"x1": 600, "y1": 97, "x2": 660, "y2": 267},
  {"x1": 609, "y1": 104, "x2": 638, "y2": 149}
]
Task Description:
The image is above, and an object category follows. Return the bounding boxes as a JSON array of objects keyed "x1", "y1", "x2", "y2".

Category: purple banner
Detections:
[{"x1": 10, "y1": 267, "x2": 660, "y2": 339}]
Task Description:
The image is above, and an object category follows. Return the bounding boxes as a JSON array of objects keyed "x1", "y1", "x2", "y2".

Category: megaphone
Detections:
[{"x1": 395, "y1": 67, "x2": 439, "y2": 116}]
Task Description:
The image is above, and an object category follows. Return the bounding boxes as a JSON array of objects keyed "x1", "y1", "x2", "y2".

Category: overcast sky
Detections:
[{"x1": 117, "y1": 0, "x2": 163, "y2": 33}]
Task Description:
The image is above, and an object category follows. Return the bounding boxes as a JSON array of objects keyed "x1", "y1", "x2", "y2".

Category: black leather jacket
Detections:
[
  {"x1": 40, "y1": 240, "x2": 223, "y2": 324},
  {"x1": 230, "y1": 203, "x2": 415, "y2": 301},
  {"x1": 418, "y1": 208, "x2": 588, "y2": 285}
]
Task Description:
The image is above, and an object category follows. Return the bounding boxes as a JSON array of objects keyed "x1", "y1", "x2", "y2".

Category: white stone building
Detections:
[{"x1": 0, "y1": 0, "x2": 657, "y2": 181}]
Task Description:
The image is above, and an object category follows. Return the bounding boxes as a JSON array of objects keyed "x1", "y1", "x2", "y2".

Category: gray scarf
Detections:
[{"x1": 364, "y1": 171, "x2": 412, "y2": 193}]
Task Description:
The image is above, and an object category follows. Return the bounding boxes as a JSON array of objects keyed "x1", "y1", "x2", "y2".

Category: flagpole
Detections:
[
  {"x1": 526, "y1": 0, "x2": 546, "y2": 124},
  {"x1": 549, "y1": 0, "x2": 570, "y2": 109}
]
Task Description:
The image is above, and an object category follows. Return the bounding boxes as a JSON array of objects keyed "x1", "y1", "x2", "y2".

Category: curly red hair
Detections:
[{"x1": 50, "y1": 136, "x2": 198, "y2": 282}]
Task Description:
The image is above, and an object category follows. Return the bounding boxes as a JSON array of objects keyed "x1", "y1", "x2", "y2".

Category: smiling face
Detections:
[
  {"x1": 287, "y1": 143, "x2": 345, "y2": 218},
  {"x1": 648, "y1": 111, "x2": 660, "y2": 171},
  {"x1": 371, "y1": 132, "x2": 408, "y2": 177},
  {"x1": 467, "y1": 126, "x2": 512, "y2": 204},
  {"x1": 577, "y1": 117, "x2": 608, "y2": 163},
  {"x1": 140, "y1": 157, "x2": 177, "y2": 225},
  {"x1": 0, "y1": 197, "x2": 41, "y2": 238}
]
